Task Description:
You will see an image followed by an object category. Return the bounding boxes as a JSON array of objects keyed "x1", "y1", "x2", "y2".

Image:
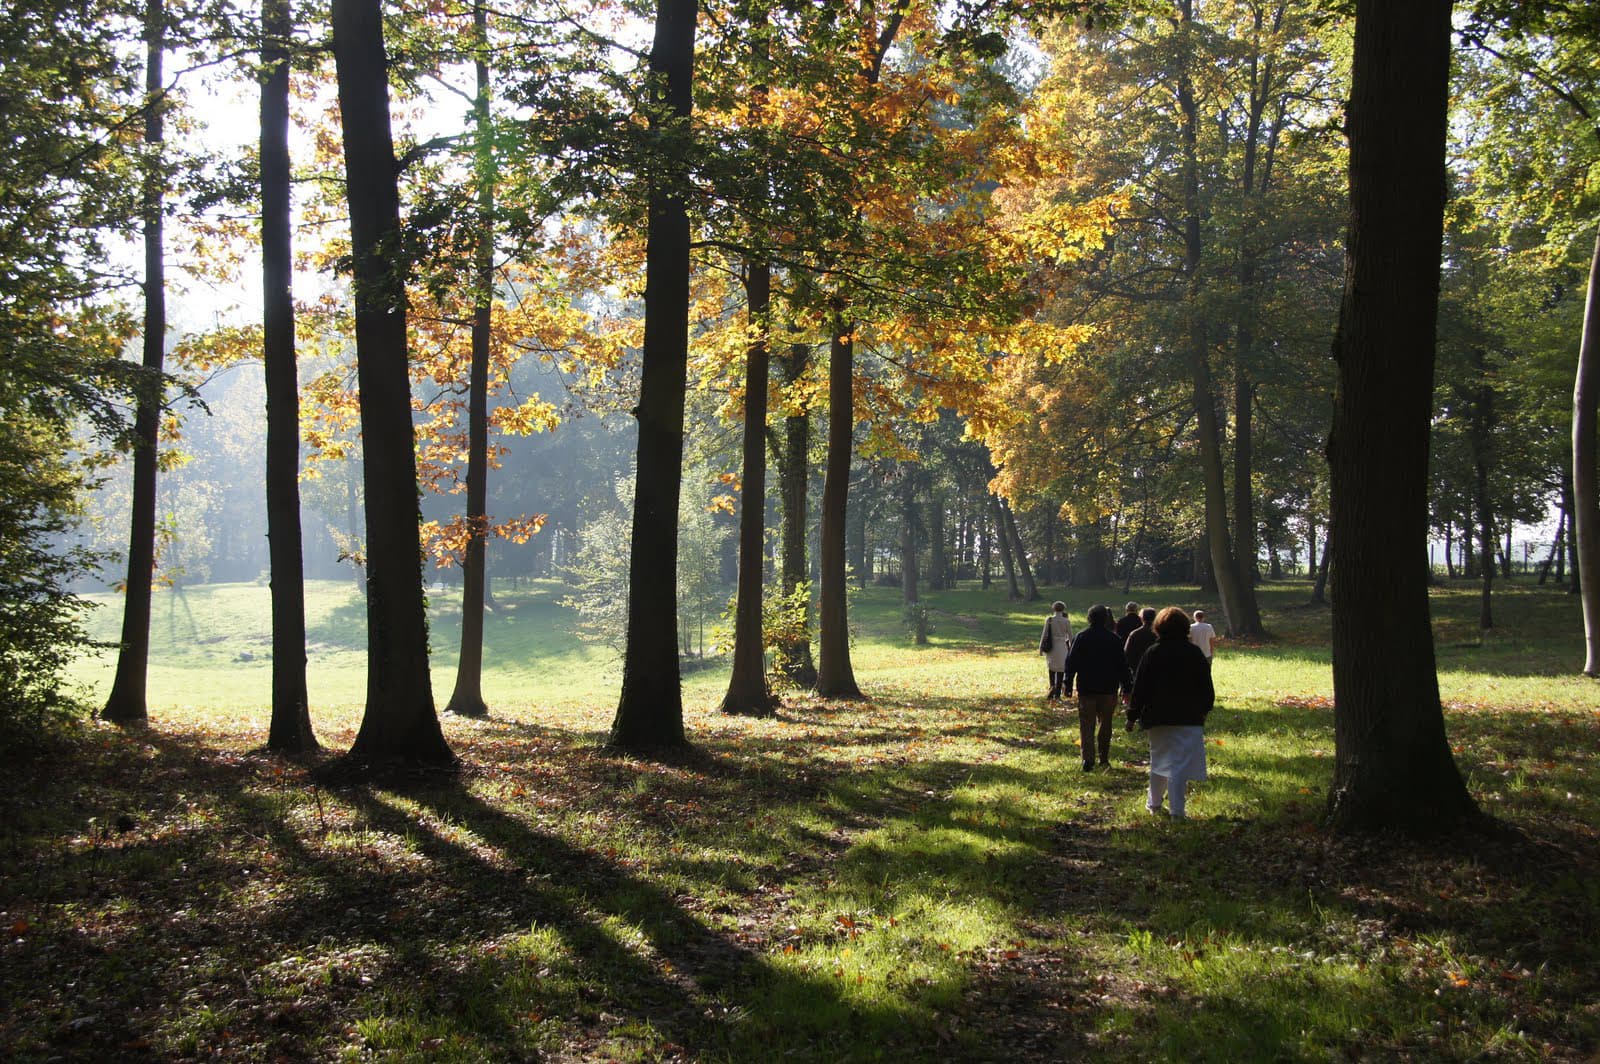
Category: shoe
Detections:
[
  {"x1": 1099, "y1": 760, "x2": 1110, "y2": 768},
  {"x1": 1083, "y1": 762, "x2": 1095, "y2": 772},
  {"x1": 1147, "y1": 805, "x2": 1169, "y2": 816}
]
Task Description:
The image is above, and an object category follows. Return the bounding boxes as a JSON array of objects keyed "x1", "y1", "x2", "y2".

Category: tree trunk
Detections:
[
  {"x1": 332, "y1": 0, "x2": 453, "y2": 770},
  {"x1": 103, "y1": 0, "x2": 166, "y2": 726},
  {"x1": 928, "y1": 489, "x2": 947, "y2": 591},
  {"x1": 1574, "y1": 232, "x2": 1600, "y2": 672},
  {"x1": 900, "y1": 468, "x2": 918, "y2": 606},
  {"x1": 1175, "y1": 3, "x2": 1260, "y2": 638},
  {"x1": 611, "y1": 0, "x2": 698, "y2": 747},
  {"x1": 816, "y1": 307, "x2": 862, "y2": 697},
  {"x1": 777, "y1": 342, "x2": 816, "y2": 686},
  {"x1": 990, "y1": 494, "x2": 1020, "y2": 599},
  {"x1": 1234, "y1": 371, "x2": 1260, "y2": 586},
  {"x1": 721, "y1": 258, "x2": 776, "y2": 716},
  {"x1": 1310, "y1": 532, "x2": 1330, "y2": 605},
  {"x1": 261, "y1": 0, "x2": 315, "y2": 752},
  {"x1": 445, "y1": 0, "x2": 494, "y2": 719},
  {"x1": 1324, "y1": 0, "x2": 1476, "y2": 833},
  {"x1": 1002, "y1": 501, "x2": 1039, "y2": 600}
]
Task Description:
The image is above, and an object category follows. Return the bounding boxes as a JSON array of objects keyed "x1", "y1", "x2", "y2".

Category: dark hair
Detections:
[
  {"x1": 1052, "y1": 600, "x2": 1066, "y2": 613},
  {"x1": 1154, "y1": 606, "x2": 1191, "y2": 638},
  {"x1": 1140, "y1": 607, "x2": 1156, "y2": 626},
  {"x1": 1087, "y1": 603, "x2": 1112, "y2": 628},
  {"x1": 1124, "y1": 601, "x2": 1139, "y2": 614}
]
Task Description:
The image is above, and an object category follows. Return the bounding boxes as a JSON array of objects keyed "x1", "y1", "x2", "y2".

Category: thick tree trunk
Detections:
[
  {"x1": 721, "y1": 259, "x2": 776, "y2": 716},
  {"x1": 1574, "y1": 232, "x2": 1600, "y2": 674},
  {"x1": 332, "y1": 0, "x2": 453, "y2": 770},
  {"x1": 990, "y1": 494, "x2": 1020, "y2": 600},
  {"x1": 1234, "y1": 371, "x2": 1260, "y2": 586},
  {"x1": 261, "y1": 0, "x2": 315, "y2": 752},
  {"x1": 816, "y1": 309, "x2": 862, "y2": 698},
  {"x1": 777, "y1": 342, "x2": 816, "y2": 686},
  {"x1": 1325, "y1": 0, "x2": 1476, "y2": 833},
  {"x1": 446, "y1": 0, "x2": 494, "y2": 719},
  {"x1": 103, "y1": 0, "x2": 166, "y2": 726},
  {"x1": 611, "y1": 0, "x2": 698, "y2": 747}
]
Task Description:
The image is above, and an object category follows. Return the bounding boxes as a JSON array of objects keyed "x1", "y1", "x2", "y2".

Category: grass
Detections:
[{"x1": 6, "y1": 576, "x2": 1598, "y2": 1061}]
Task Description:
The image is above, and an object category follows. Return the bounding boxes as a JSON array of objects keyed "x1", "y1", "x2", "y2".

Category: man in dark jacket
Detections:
[
  {"x1": 1064, "y1": 604, "x2": 1134, "y2": 770},
  {"x1": 1114, "y1": 601, "x2": 1142, "y2": 643},
  {"x1": 1123, "y1": 607, "x2": 1158, "y2": 675}
]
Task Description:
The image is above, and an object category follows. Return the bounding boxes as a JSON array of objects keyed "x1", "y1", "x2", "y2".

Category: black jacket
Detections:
[
  {"x1": 1128, "y1": 634, "x2": 1214, "y2": 728},
  {"x1": 1114, "y1": 613, "x2": 1142, "y2": 643},
  {"x1": 1124, "y1": 625, "x2": 1158, "y2": 674},
  {"x1": 1064, "y1": 624, "x2": 1134, "y2": 695}
]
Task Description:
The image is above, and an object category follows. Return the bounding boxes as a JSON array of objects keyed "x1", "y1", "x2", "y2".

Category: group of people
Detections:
[{"x1": 1038, "y1": 600, "x2": 1216, "y2": 819}]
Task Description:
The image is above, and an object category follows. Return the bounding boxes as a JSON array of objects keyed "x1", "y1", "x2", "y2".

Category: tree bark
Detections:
[
  {"x1": 900, "y1": 467, "x2": 919, "y2": 606},
  {"x1": 611, "y1": 0, "x2": 698, "y2": 747},
  {"x1": 721, "y1": 258, "x2": 776, "y2": 716},
  {"x1": 928, "y1": 489, "x2": 947, "y2": 591},
  {"x1": 261, "y1": 0, "x2": 316, "y2": 752},
  {"x1": 103, "y1": 0, "x2": 166, "y2": 726},
  {"x1": 990, "y1": 494, "x2": 1020, "y2": 599},
  {"x1": 332, "y1": 0, "x2": 453, "y2": 770},
  {"x1": 816, "y1": 308, "x2": 862, "y2": 697},
  {"x1": 1573, "y1": 232, "x2": 1600, "y2": 673},
  {"x1": 1325, "y1": 0, "x2": 1476, "y2": 833},
  {"x1": 445, "y1": 0, "x2": 495, "y2": 719},
  {"x1": 1175, "y1": 0, "x2": 1261, "y2": 638},
  {"x1": 777, "y1": 342, "x2": 816, "y2": 686},
  {"x1": 1002, "y1": 500, "x2": 1040, "y2": 601}
]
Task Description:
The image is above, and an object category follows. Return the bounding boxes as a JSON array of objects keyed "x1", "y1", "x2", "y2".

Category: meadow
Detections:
[{"x1": 3, "y1": 577, "x2": 1597, "y2": 1061}]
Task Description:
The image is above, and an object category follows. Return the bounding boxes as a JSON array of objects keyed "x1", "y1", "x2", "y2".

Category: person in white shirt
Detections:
[{"x1": 1188, "y1": 609, "x2": 1217, "y2": 664}]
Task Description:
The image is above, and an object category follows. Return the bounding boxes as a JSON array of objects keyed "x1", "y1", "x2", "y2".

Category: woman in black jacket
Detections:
[{"x1": 1128, "y1": 606, "x2": 1214, "y2": 818}]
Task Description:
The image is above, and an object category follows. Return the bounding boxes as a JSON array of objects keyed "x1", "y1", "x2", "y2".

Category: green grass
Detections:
[{"x1": 8, "y1": 576, "x2": 1599, "y2": 1061}]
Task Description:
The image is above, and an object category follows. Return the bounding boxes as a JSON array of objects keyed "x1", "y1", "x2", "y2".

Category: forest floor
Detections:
[{"x1": 4, "y1": 581, "x2": 1599, "y2": 1061}]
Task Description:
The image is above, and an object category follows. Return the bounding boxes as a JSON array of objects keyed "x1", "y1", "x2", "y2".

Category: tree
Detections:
[
  {"x1": 1324, "y1": 0, "x2": 1477, "y2": 834},
  {"x1": 816, "y1": 308, "x2": 864, "y2": 697},
  {"x1": 260, "y1": 0, "x2": 316, "y2": 753},
  {"x1": 1578, "y1": 234, "x2": 1600, "y2": 674},
  {"x1": 330, "y1": 0, "x2": 454, "y2": 771},
  {"x1": 609, "y1": 0, "x2": 698, "y2": 750},
  {"x1": 443, "y1": 0, "x2": 496, "y2": 719},
  {"x1": 102, "y1": 0, "x2": 169, "y2": 726}
]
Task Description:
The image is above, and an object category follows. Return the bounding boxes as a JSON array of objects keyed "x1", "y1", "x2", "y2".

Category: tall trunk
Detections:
[
  {"x1": 1444, "y1": 521, "x2": 1455, "y2": 579},
  {"x1": 1476, "y1": 456, "x2": 1493, "y2": 629},
  {"x1": 1325, "y1": 0, "x2": 1475, "y2": 833},
  {"x1": 928, "y1": 489, "x2": 947, "y2": 591},
  {"x1": 445, "y1": 0, "x2": 495, "y2": 719},
  {"x1": 103, "y1": 0, "x2": 166, "y2": 726},
  {"x1": 778, "y1": 342, "x2": 816, "y2": 686},
  {"x1": 900, "y1": 468, "x2": 918, "y2": 605},
  {"x1": 1472, "y1": 338, "x2": 1494, "y2": 630},
  {"x1": 990, "y1": 494, "x2": 1020, "y2": 599},
  {"x1": 1573, "y1": 232, "x2": 1600, "y2": 673},
  {"x1": 1176, "y1": 0, "x2": 1258, "y2": 638},
  {"x1": 851, "y1": 487, "x2": 870, "y2": 588},
  {"x1": 1001, "y1": 500, "x2": 1039, "y2": 600},
  {"x1": 1234, "y1": 371, "x2": 1259, "y2": 586},
  {"x1": 611, "y1": 0, "x2": 698, "y2": 746},
  {"x1": 332, "y1": 0, "x2": 453, "y2": 769},
  {"x1": 261, "y1": 0, "x2": 315, "y2": 752},
  {"x1": 721, "y1": 258, "x2": 776, "y2": 716},
  {"x1": 816, "y1": 308, "x2": 862, "y2": 697}
]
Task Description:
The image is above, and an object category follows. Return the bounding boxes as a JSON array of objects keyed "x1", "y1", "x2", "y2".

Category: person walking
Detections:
[
  {"x1": 1114, "y1": 601, "x2": 1143, "y2": 643},
  {"x1": 1123, "y1": 606, "x2": 1158, "y2": 675},
  {"x1": 1128, "y1": 606, "x2": 1215, "y2": 818},
  {"x1": 1039, "y1": 601, "x2": 1075, "y2": 700},
  {"x1": 1189, "y1": 608, "x2": 1217, "y2": 664},
  {"x1": 1064, "y1": 604, "x2": 1133, "y2": 770}
]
